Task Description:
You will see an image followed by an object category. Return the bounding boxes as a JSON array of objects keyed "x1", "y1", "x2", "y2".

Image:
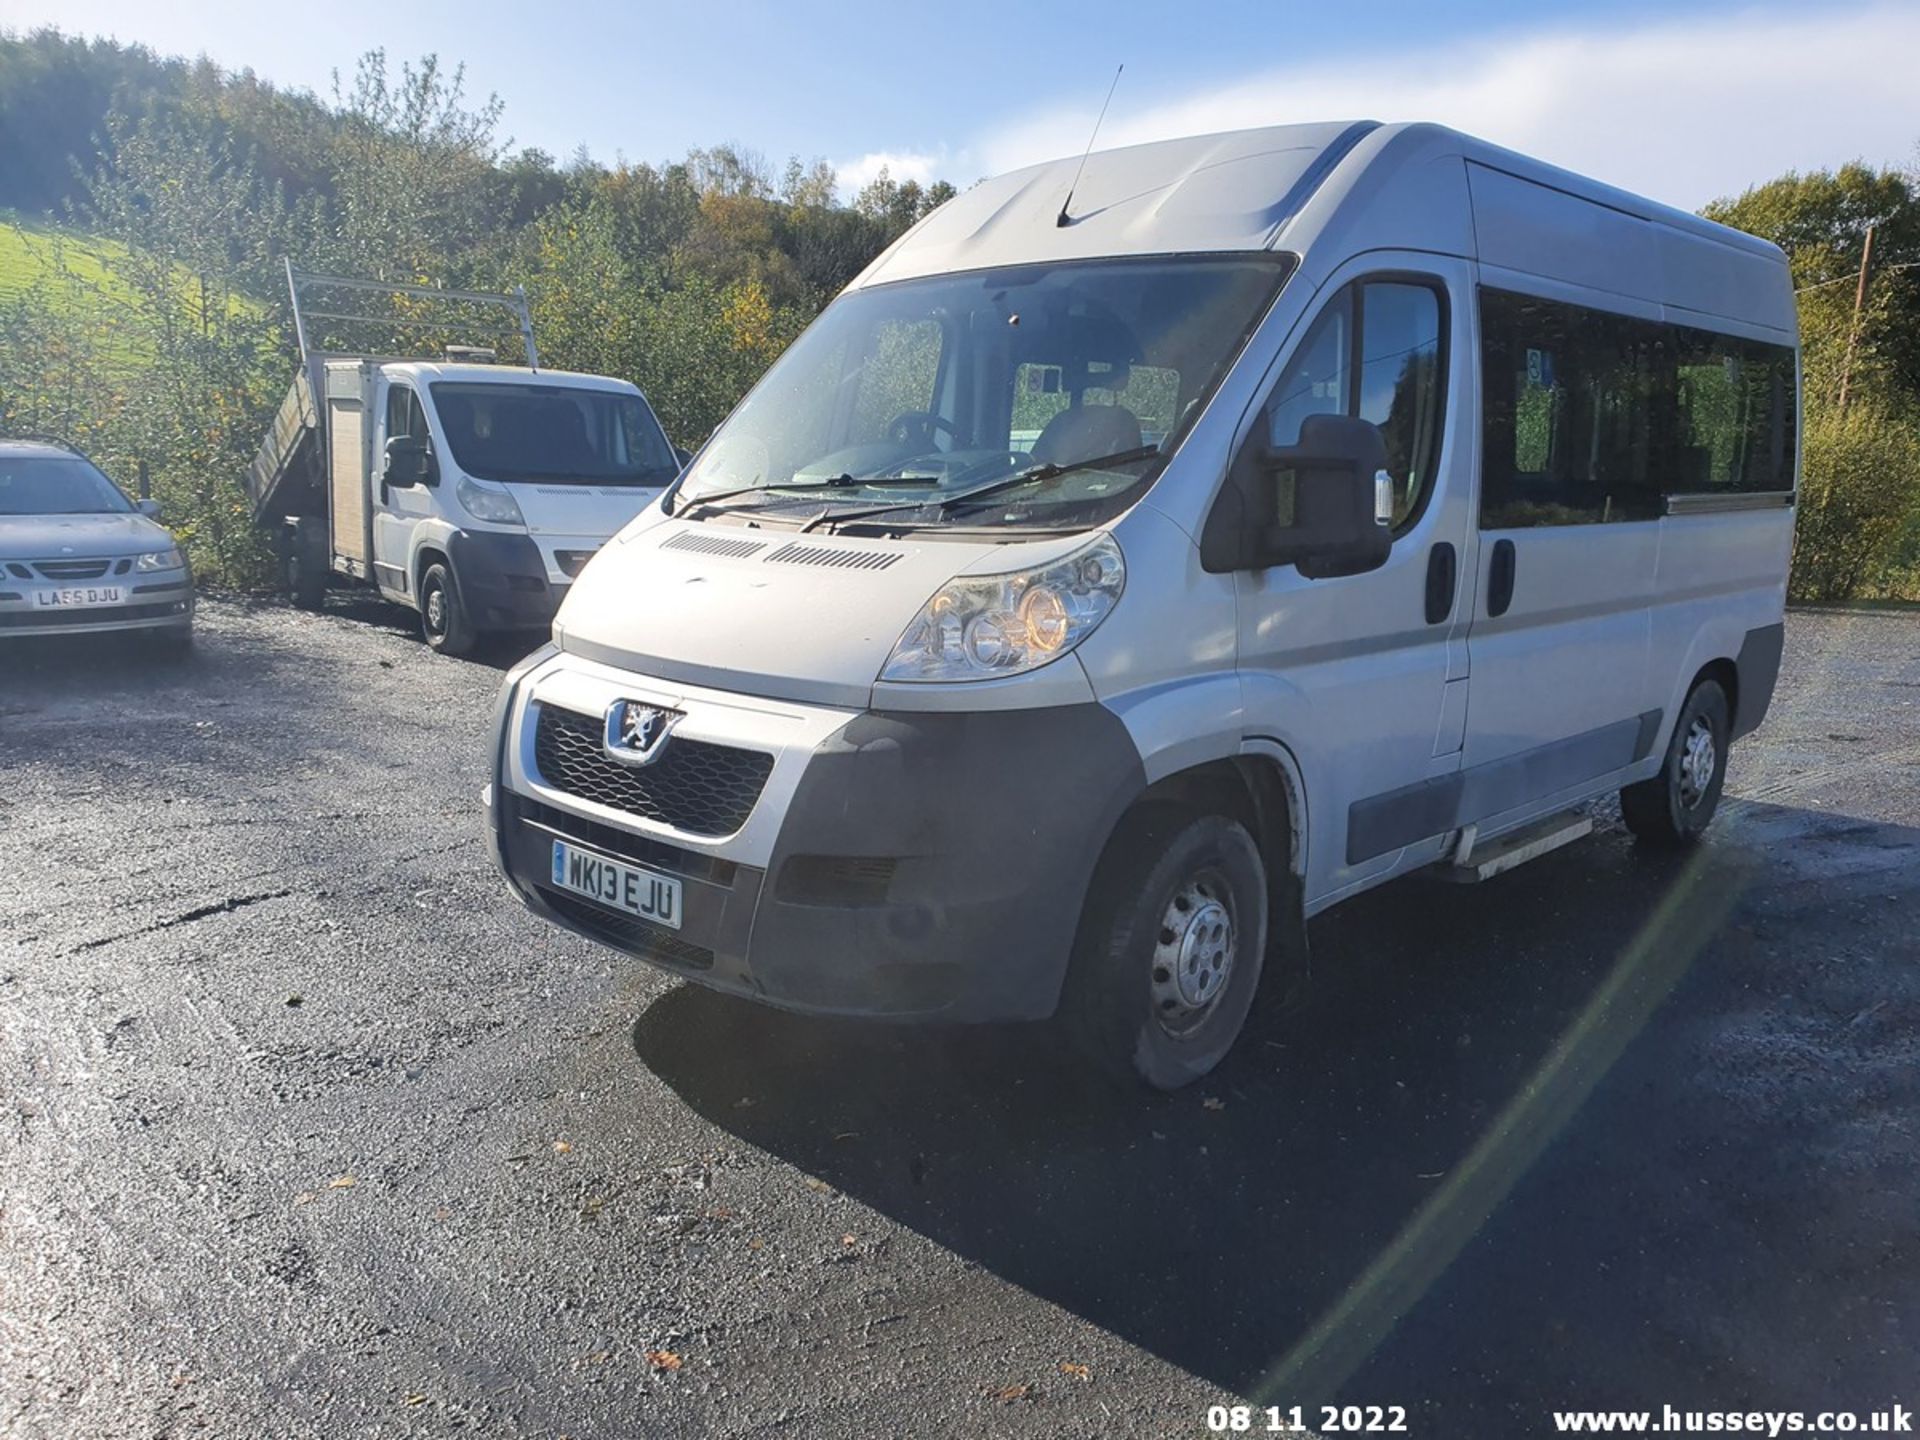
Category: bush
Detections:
[{"x1": 1791, "y1": 402, "x2": 1920, "y2": 601}]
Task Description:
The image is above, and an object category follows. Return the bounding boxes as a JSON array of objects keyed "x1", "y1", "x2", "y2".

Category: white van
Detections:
[
  {"x1": 484, "y1": 122, "x2": 1797, "y2": 1088},
  {"x1": 249, "y1": 268, "x2": 684, "y2": 654}
]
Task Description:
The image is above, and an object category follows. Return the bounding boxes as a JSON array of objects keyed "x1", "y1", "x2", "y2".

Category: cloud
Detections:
[
  {"x1": 833, "y1": 148, "x2": 945, "y2": 196},
  {"x1": 969, "y1": 2, "x2": 1920, "y2": 210}
]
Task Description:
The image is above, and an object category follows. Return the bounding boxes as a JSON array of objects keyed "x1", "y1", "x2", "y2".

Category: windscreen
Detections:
[
  {"x1": 675, "y1": 255, "x2": 1291, "y2": 531},
  {"x1": 0, "y1": 456, "x2": 134, "y2": 515},
  {"x1": 428, "y1": 383, "x2": 679, "y2": 485}
]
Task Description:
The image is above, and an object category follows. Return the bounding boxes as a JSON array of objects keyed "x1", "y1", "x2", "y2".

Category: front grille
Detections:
[
  {"x1": 29, "y1": 557, "x2": 125, "y2": 580},
  {"x1": 0, "y1": 600, "x2": 185, "y2": 628},
  {"x1": 537, "y1": 886, "x2": 714, "y2": 970},
  {"x1": 532, "y1": 704, "x2": 773, "y2": 838}
]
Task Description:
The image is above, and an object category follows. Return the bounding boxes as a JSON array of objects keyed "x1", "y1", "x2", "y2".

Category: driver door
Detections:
[
  {"x1": 1231, "y1": 255, "x2": 1479, "y2": 908},
  {"x1": 372, "y1": 380, "x2": 435, "y2": 601}
]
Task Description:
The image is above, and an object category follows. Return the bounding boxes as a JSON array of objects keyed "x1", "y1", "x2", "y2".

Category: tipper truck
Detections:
[{"x1": 246, "y1": 264, "x2": 684, "y2": 655}]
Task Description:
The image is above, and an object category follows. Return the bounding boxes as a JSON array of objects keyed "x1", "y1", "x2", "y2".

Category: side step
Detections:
[{"x1": 1434, "y1": 810, "x2": 1592, "y2": 883}]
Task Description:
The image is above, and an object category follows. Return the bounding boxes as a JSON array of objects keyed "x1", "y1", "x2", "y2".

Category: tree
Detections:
[
  {"x1": 1704, "y1": 164, "x2": 1920, "y2": 404},
  {"x1": 1707, "y1": 162, "x2": 1920, "y2": 600}
]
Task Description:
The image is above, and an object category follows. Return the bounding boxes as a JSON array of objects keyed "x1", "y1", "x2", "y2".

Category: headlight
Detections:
[
  {"x1": 457, "y1": 475, "x2": 525, "y2": 526},
  {"x1": 880, "y1": 534, "x2": 1125, "y2": 683},
  {"x1": 135, "y1": 546, "x2": 184, "y2": 572}
]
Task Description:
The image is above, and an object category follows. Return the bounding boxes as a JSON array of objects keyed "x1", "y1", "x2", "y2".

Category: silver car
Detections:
[{"x1": 0, "y1": 440, "x2": 194, "y2": 646}]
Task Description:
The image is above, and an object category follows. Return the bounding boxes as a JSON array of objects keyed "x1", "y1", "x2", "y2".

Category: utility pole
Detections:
[{"x1": 1836, "y1": 224, "x2": 1876, "y2": 414}]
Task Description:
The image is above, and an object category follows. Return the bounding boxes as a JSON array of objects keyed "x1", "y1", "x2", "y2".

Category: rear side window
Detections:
[
  {"x1": 1266, "y1": 278, "x2": 1447, "y2": 531},
  {"x1": 1671, "y1": 327, "x2": 1798, "y2": 493},
  {"x1": 1479, "y1": 288, "x2": 1796, "y2": 528}
]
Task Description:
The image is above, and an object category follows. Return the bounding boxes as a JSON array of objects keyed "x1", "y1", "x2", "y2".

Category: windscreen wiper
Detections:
[
  {"x1": 670, "y1": 472, "x2": 937, "y2": 517},
  {"x1": 798, "y1": 444, "x2": 1161, "y2": 533},
  {"x1": 670, "y1": 475, "x2": 860, "y2": 517}
]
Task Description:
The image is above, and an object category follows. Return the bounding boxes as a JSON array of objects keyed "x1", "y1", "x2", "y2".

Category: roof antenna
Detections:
[{"x1": 1057, "y1": 64, "x2": 1123, "y2": 228}]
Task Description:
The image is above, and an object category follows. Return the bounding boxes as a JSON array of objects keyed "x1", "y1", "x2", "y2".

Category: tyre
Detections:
[
  {"x1": 418, "y1": 561, "x2": 478, "y2": 657},
  {"x1": 285, "y1": 520, "x2": 327, "y2": 611},
  {"x1": 1060, "y1": 804, "x2": 1268, "y2": 1091},
  {"x1": 1621, "y1": 678, "x2": 1730, "y2": 847}
]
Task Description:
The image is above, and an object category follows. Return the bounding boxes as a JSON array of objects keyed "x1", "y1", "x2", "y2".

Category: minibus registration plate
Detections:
[{"x1": 550, "y1": 840, "x2": 682, "y2": 930}]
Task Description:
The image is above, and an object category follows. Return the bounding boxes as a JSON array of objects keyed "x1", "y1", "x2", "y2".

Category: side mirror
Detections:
[
  {"x1": 673, "y1": 446, "x2": 693, "y2": 470},
  {"x1": 136, "y1": 498, "x2": 162, "y2": 520},
  {"x1": 383, "y1": 434, "x2": 434, "y2": 487},
  {"x1": 1254, "y1": 413, "x2": 1393, "y2": 577}
]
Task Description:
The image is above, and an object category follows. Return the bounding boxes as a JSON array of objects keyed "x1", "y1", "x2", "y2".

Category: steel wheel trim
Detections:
[
  {"x1": 424, "y1": 584, "x2": 446, "y2": 636},
  {"x1": 1149, "y1": 869, "x2": 1237, "y2": 1038},
  {"x1": 1678, "y1": 717, "x2": 1717, "y2": 807}
]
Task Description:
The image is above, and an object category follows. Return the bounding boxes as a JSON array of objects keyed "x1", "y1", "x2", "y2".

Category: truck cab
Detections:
[
  {"x1": 249, "y1": 269, "x2": 682, "y2": 655},
  {"x1": 358, "y1": 361, "x2": 679, "y2": 651}
]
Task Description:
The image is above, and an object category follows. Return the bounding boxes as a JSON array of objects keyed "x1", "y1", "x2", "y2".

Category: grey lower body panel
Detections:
[
  {"x1": 491, "y1": 702, "x2": 1147, "y2": 1023},
  {"x1": 1731, "y1": 622, "x2": 1785, "y2": 740},
  {"x1": 1347, "y1": 710, "x2": 1662, "y2": 865},
  {"x1": 445, "y1": 530, "x2": 561, "y2": 632}
]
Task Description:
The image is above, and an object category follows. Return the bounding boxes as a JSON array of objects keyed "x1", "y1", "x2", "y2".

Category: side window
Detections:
[
  {"x1": 1668, "y1": 327, "x2": 1797, "y2": 494},
  {"x1": 1358, "y1": 284, "x2": 1445, "y2": 527},
  {"x1": 1266, "y1": 280, "x2": 1446, "y2": 531},
  {"x1": 1266, "y1": 289, "x2": 1351, "y2": 453},
  {"x1": 385, "y1": 384, "x2": 425, "y2": 444},
  {"x1": 1481, "y1": 289, "x2": 1796, "y2": 529},
  {"x1": 1480, "y1": 290, "x2": 1665, "y2": 528}
]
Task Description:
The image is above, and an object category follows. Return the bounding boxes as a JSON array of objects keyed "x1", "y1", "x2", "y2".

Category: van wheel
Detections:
[
  {"x1": 1621, "y1": 679, "x2": 1730, "y2": 847},
  {"x1": 418, "y1": 562, "x2": 477, "y2": 657},
  {"x1": 1061, "y1": 804, "x2": 1267, "y2": 1091},
  {"x1": 285, "y1": 521, "x2": 327, "y2": 611}
]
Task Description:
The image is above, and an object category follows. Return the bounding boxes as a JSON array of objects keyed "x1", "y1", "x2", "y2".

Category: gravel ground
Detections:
[{"x1": 1, "y1": 598, "x2": 1915, "y2": 1438}]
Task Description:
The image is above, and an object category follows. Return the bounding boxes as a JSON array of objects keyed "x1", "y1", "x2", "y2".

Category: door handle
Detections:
[
  {"x1": 1488, "y1": 538, "x2": 1517, "y2": 618},
  {"x1": 1425, "y1": 542, "x2": 1456, "y2": 625}
]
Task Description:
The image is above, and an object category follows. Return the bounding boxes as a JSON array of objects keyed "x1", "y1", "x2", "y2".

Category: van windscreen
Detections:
[
  {"x1": 674, "y1": 255, "x2": 1292, "y2": 531},
  {"x1": 428, "y1": 383, "x2": 679, "y2": 486}
]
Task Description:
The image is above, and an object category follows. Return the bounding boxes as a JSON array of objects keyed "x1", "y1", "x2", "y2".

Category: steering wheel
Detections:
[{"x1": 886, "y1": 411, "x2": 958, "y2": 450}]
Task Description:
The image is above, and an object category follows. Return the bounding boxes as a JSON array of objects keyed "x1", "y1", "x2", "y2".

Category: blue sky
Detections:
[{"x1": 2, "y1": 0, "x2": 1915, "y2": 208}]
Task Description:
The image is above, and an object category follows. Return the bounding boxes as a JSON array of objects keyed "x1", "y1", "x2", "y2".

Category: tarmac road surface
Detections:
[{"x1": 2, "y1": 598, "x2": 1916, "y2": 1437}]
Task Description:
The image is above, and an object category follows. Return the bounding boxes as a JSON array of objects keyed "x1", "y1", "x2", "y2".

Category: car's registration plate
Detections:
[
  {"x1": 550, "y1": 839, "x2": 682, "y2": 930},
  {"x1": 34, "y1": 585, "x2": 125, "y2": 608}
]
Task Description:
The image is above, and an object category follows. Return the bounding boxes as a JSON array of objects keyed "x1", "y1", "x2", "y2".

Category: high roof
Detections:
[
  {"x1": 852, "y1": 120, "x2": 1793, "y2": 336},
  {"x1": 855, "y1": 119, "x2": 1785, "y2": 281},
  {"x1": 857, "y1": 121, "x2": 1378, "y2": 286}
]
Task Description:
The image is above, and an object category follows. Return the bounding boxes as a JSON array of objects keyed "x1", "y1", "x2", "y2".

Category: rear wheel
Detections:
[
  {"x1": 418, "y1": 561, "x2": 478, "y2": 657},
  {"x1": 1060, "y1": 804, "x2": 1268, "y2": 1091},
  {"x1": 1621, "y1": 678, "x2": 1730, "y2": 847}
]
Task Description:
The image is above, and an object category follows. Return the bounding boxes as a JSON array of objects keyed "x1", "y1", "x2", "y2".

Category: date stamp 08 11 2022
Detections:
[{"x1": 1208, "y1": 1405, "x2": 1409, "y2": 1434}]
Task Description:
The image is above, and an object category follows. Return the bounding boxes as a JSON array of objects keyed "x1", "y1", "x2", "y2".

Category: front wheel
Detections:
[
  {"x1": 1621, "y1": 678, "x2": 1730, "y2": 847},
  {"x1": 418, "y1": 561, "x2": 478, "y2": 658},
  {"x1": 1060, "y1": 805, "x2": 1268, "y2": 1091}
]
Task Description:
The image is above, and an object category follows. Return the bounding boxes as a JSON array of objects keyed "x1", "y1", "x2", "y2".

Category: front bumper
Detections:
[
  {"x1": 446, "y1": 530, "x2": 563, "y2": 632},
  {"x1": 486, "y1": 651, "x2": 1145, "y2": 1021},
  {"x1": 0, "y1": 577, "x2": 193, "y2": 637}
]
